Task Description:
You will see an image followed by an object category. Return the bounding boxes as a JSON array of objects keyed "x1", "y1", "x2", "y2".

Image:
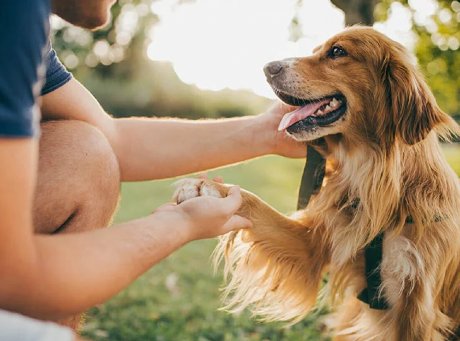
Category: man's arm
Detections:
[
  {"x1": 0, "y1": 138, "x2": 250, "y2": 320},
  {"x1": 41, "y1": 78, "x2": 304, "y2": 181}
]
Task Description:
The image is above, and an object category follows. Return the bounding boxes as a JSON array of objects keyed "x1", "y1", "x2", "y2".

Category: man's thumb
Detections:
[
  {"x1": 222, "y1": 186, "x2": 243, "y2": 212},
  {"x1": 223, "y1": 214, "x2": 252, "y2": 231}
]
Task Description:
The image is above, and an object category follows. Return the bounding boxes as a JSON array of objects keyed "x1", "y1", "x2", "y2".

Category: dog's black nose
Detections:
[{"x1": 264, "y1": 61, "x2": 284, "y2": 78}]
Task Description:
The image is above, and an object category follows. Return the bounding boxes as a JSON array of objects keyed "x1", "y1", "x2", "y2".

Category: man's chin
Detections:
[
  {"x1": 52, "y1": 0, "x2": 113, "y2": 30},
  {"x1": 86, "y1": 12, "x2": 112, "y2": 31}
]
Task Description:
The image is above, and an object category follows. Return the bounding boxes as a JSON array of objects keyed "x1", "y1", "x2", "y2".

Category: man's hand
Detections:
[
  {"x1": 257, "y1": 101, "x2": 306, "y2": 158},
  {"x1": 154, "y1": 186, "x2": 252, "y2": 241}
]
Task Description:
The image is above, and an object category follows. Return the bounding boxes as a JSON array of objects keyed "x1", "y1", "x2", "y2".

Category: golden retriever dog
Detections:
[{"x1": 174, "y1": 27, "x2": 460, "y2": 341}]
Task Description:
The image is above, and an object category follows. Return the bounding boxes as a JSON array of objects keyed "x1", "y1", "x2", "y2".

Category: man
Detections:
[{"x1": 0, "y1": 0, "x2": 303, "y2": 339}]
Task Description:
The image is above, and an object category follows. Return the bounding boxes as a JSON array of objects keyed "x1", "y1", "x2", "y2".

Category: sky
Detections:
[{"x1": 145, "y1": 0, "x2": 435, "y2": 98}]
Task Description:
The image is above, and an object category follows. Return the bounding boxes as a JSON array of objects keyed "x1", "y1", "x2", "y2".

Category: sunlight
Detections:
[
  {"x1": 374, "y1": 2, "x2": 415, "y2": 49},
  {"x1": 147, "y1": 0, "x2": 417, "y2": 98},
  {"x1": 147, "y1": 0, "x2": 343, "y2": 97}
]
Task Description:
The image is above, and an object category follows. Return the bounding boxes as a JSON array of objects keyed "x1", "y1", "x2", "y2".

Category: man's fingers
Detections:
[
  {"x1": 223, "y1": 214, "x2": 252, "y2": 231},
  {"x1": 212, "y1": 176, "x2": 224, "y2": 183},
  {"x1": 198, "y1": 173, "x2": 208, "y2": 180},
  {"x1": 199, "y1": 173, "x2": 223, "y2": 183}
]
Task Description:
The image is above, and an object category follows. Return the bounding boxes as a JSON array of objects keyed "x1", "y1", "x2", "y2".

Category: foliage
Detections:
[
  {"x1": 52, "y1": 0, "x2": 155, "y2": 74},
  {"x1": 52, "y1": 0, "x2": 271, "y2": 118},
  {"x1": 412, "y1": 1, "x2": 460, "y2": 115},
  {"x1": 374, "y1": 0, "x2": 460, "y2": 114},
  {"x1": 79, "y1": 60, "x2": 270, "y2": 119}
]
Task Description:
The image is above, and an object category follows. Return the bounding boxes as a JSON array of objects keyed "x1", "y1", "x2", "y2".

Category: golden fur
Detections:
[{"x1": 175, "y1": 27, "x2": 460, "y2": 341}]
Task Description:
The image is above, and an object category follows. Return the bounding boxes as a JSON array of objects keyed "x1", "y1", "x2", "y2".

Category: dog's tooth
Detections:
[
  {"x1": 330, "y1": 98, "x2": 338, "y2": 108},
  {"x1": 325, "y1": 105, "x2": 331, "y2": 111},
  {"x1": 317, "y1": 109, "x2": 324, "y2": 115}
]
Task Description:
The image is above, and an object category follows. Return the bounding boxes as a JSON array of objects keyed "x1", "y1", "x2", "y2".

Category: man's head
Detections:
[{"x1": 52, "y1": 0, "x2": 116, "y2": 30}]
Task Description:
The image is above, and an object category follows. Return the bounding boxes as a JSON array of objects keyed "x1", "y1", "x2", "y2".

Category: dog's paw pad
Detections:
[
  {"x1": 173, "y1": 178, "x2": 223, "y2": 204},
  {"x1": 173, "y1": 178, "x2": 202, "y2": 204},
  {"x1": 200, "y1": 182, "x2": 222, "y2": 198}
]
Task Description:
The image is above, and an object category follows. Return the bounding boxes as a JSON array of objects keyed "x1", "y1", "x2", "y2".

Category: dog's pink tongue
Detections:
[{"x1": 278, "y1": 98, "x2": 330, "y2": 131}]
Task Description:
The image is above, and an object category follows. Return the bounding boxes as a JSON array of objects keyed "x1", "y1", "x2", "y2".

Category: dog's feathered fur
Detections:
[{"x1": 175, "y1": 27, "x2": 460, "y2": 341}]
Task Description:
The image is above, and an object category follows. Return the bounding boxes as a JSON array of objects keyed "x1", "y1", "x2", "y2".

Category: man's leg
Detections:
[{"x1": 33, "y1": 120, "x2": 121, "y2": 330}]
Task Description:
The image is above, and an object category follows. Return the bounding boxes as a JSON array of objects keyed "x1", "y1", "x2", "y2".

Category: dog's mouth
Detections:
[{"x1": 275, "y1": 91, "x2": 347, "y2": 133}]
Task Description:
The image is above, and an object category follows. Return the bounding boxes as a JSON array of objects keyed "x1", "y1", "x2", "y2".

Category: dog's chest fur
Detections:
[
  {"x1": 380, "y1": 233, "x2": 423, "y2": 306},
  {"x1": 330, "y1": 228, "x2": 421, "y2": 300}
]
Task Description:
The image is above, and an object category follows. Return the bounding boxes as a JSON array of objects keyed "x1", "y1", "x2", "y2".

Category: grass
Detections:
[{"x1": 81, "y1": 147, "x2": 460, "y2": 341}]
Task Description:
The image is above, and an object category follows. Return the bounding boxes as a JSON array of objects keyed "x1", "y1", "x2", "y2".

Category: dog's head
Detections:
[{"x1": 266, "y1": 26, "x2": 455, "y2": 147}]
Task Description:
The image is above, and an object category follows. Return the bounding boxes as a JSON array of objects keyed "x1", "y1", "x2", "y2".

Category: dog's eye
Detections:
[{"x1": 328, "y1": 45, "x2": 347, "y2": 59}]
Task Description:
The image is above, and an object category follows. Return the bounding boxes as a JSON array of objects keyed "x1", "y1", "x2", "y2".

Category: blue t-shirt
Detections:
[
  {"x1": 0, "y1": 0, "x2": 72, "y2": 138},
  {"x1": 41, "y1": 47, "x2": 72, "y2": 96}
]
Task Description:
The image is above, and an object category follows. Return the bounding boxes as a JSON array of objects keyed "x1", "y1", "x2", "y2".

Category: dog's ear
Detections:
[{"x1": 383, "y1": 49, "x2": 449, "y2": 145}]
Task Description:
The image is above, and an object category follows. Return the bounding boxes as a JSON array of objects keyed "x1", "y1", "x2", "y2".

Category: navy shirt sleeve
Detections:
[
  {"x1": 0, "y1": 0, "x2": 50, "y2": 138},
  {"x1": 41, "y1": 46, "x2": 73, "y2": 96}
]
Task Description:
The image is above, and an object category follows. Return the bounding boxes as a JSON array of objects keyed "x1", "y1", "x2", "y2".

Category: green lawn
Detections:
[{"x1": 81, "y1": 147, "x2": 460, "y2": 341}]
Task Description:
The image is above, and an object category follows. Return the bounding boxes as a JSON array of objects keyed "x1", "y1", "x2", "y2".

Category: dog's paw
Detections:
[{"x1": 173, "y1": 178, "x2": 223, "y2": 204}]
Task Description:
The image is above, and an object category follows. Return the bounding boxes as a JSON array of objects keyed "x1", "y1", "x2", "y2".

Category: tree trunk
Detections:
[{"x1": 331, "y1": 0, "x2": 379, "y2": 25}]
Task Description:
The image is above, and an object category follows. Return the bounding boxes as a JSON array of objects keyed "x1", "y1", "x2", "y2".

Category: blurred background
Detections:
[{"x1": 51, "y1": 0, "x2": 459, "y2": 340}]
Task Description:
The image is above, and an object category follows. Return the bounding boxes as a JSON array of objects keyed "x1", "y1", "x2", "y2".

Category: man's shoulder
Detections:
[
  {"x1": 41, "y1": 48, "x2": 73, "y2": 96},
  {"x1": 0, "y1": 0, "x2": 51, "y2": 138}
]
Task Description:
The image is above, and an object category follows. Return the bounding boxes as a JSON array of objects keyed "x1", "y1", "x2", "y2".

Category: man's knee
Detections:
[
  {"x1": 40, "y1": 120, "x2": 121, "y2": 198},
  {"x1": 34, "y1": 120, "x2": 120, "y2": 234}
]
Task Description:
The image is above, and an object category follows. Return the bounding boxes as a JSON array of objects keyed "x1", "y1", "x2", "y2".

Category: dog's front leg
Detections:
[{"x1": 174, "y1": 178, "x2": 330, "y2": 323}]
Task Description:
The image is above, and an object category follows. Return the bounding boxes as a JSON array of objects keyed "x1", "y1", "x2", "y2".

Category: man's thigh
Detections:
[{"x1": 33, "y1": 120, "x2": 120, "y2": 234}]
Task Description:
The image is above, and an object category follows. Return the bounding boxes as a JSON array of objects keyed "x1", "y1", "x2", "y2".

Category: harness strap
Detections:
[
  {"x1": 449, "y1": 326, "x2": 460, "y2": 341},
  {"x1": 357, "y1": 232, "x2": 389, "y2": 310},
  {"x1": 297, "y1": 145, "x2": 389, "y2": 310},
  {"x1": 297, "y1": 146, "x2": 326, "y2": 210}
]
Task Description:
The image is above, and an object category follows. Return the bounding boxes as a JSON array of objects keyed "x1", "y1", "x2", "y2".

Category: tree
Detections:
[{"x1": 331, "y1": 0, "x2": 380, "y2": 25}]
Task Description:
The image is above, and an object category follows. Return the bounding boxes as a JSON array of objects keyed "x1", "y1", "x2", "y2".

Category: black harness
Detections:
[{"x1": 297, "y1": 146, "x2": 389, "y2": 310}]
